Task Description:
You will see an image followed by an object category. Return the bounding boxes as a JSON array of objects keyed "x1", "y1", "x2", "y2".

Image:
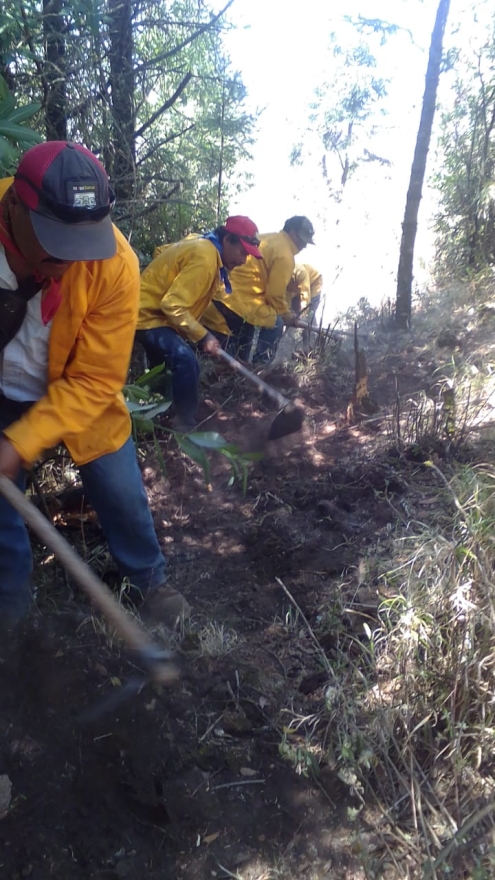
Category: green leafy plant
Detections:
[
  {"x1": 0, "y1": 76, "x2": 42, "y2": 173},
  {"x1": 184, "y1": 431, "x2": 263, "y2": 493},
  {"x1": 278, "y1": 730, "x2": 320, "y2": 778},
  {"x1": 124, "y1": 364, "x2": 172, "y2": 433},
  {"x1": 123, "y1": 366, "x2": 263, "y2": 491}
]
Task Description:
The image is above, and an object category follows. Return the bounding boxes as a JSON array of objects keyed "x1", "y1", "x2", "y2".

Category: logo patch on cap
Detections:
[{"x1": 68, "y1": 182, "x2": 98, "y2": 208}]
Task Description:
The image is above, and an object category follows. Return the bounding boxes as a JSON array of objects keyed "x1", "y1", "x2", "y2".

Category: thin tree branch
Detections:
[
  {"x1": 134, "y1": 72, "x2": 192, "y2": 139},
  {"x1": 134, "y1": 0, "x2": 234, "y2": 74},
  {"x1": 136, "y1": 125, "x2": 196, "y2": 166},
  {"x1": 116, "y1": 183, "x2": 181, "y2": 222},
  {"x1": 139, "y1": 175, "x2": 183, "y2": 186}
]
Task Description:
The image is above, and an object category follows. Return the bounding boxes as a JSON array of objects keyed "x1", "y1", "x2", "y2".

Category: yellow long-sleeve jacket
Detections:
[
  {"x1": 137, "y1": 237, "x2": 223, "y2": 344},
  {"x1": 202, "y1": 231, "x2": 299, "y2": 335},
  {"x1": 288, "y1": 263, "x2": 323, "y2": 311},
  {"x1": 0, "y1": 178, "x2": 139, "y2": 468}
]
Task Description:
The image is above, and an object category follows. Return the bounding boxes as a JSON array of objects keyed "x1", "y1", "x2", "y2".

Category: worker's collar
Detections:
[
  {"x1": 282, "y1": 231, "x2": 302, "y2": 256},
  {"x1": 0, "y1": 219, "x2": 62, "y2": 324},
  {"x1": 202, "y1": 231, "x2": 232, "y2": 293}
]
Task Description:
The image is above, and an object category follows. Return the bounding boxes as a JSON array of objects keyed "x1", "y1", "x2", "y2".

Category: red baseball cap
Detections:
[
  {"x1": 14, "y1": 141, "x2": 116, "y2": 261},
  {"x1": 224, "y1": 216, "x2": 262, "y2": 259}
]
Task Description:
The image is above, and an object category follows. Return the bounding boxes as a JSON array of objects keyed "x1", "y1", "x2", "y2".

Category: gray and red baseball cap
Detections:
[
  {"x1": 14, "y1": 141, "x2": 116, "y2": 261},
  {"x1": 224, "y1": 215, "x2": 263, "y2": 259}
]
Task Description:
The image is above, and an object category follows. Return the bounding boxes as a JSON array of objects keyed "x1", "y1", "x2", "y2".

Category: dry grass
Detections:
[
  {"x1": 295, "y1": 464, "x2": 495, "y2": 878},
  {"x1": 278, "y1": 279, "x2": 495, "y2": 878},
  {"x1": 195, "y1": 620, "x2": 239, "y2": 657}
]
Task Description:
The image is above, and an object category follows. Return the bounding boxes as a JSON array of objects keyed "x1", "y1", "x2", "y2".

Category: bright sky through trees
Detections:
[{"x1": 218, "y1": 0, "x2": 490, "y2": 319}]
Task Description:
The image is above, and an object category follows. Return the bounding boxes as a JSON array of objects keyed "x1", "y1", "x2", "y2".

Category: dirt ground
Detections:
[{"x1": 1, "y1": 292, "x2": 493, "y2": 880}]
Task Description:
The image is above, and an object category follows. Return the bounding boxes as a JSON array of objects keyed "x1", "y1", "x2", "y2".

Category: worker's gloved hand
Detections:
[
  {"x1": 283, "y1": 311, "x2": 299, "y2": 328},
  {"x1": 0, "y1": 436, "x2": 23, "y2": 480},
  {"x1": 199, "y1": 332, "x2": 222, "y2": 357}
]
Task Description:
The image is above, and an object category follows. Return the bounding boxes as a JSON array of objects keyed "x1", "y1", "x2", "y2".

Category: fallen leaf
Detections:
[
  {"x1": 110, "y1": 676, "x2": 122, "y2": 687},
  {"x1": 240, "y1": 767, "x2": 258, "y2": 777},
  {"x1": 203, "y1": 832, "x2": 220, "y2": 844}
]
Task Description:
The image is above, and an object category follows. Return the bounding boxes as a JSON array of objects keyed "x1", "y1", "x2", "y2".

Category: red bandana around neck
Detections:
[{"x1": 0, "y1": 219, "x2": 62, "y2": 325}]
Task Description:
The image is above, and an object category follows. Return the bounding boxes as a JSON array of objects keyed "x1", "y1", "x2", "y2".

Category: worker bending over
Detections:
[
  {"x1": 136, "y1": 216, "x2": 261, "y2": 431},
  {"x1": 203, "y1": 215, "x2": 315, "y2": 365},
  {"x1": 0, "y1": 141, "x2": 185, "y2": 630},
  {"x1": 288, "y1": 263, "x2": 323, "y2": 348}
]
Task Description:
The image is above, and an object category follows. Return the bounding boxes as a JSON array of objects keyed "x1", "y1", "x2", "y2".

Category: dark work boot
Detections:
[{"x1": 140, "y1": 585, "x2": 191, "y2": 629}]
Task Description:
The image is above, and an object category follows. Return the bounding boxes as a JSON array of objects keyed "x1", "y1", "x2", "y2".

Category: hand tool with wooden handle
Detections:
[
  {"x1": 295, "y1": 319, "x2": 368, "y2": 339},
  {"x1": 216, "y1": 348, "x2": 304, "y2": 440},
  {"x1": 0, "y1": 474, "x2": 179, "y2": 690}
]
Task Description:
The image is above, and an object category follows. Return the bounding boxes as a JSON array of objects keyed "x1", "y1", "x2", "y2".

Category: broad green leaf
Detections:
[
  {"x1": 220, "y1": 442, "x2": 241, "y2": 454},
  {"x1": 0, "y1": 93, "x2": 16, "y2": 120},
  {"x1": 7, "y1": 103, "x2": 42, "y2": 124},
  {"x1": 0, "y1": 138, "x2": 16, "y2": 163},
  {"x1": 123, "y1": 382, "x2": 152, "y2": 402},
  {"x1": 135, "y1": 363, "x2": 166, "y2": 385},
  {"x1": 176, "y1": 435, "x2": 210, "y2": 483},
  {"x1": 188, "y1": 431, "x2": 227, "y2": 450},
  {"x1": 229, "y1": 458, "x2": 241, "y2": 477},
  {"x1": 131, "y1": 415, "x2": 154, "y2": 432},
  {"x1": 0, "y1": 121, "x2": 42, "y2": 143},
  {"x1": 126, "y1": 400, "x2": 158, "y2": 413},
  {"x1": 145, "y1": 400, "x2": 172, "y2": 419}
]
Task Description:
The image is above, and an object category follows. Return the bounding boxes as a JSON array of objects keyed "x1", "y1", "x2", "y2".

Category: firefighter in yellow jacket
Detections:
[
  {"x1": 288, "y1": 263, "x2": 323, "y2": 317},
  {"x1": 136, "y1": 216, "x2": 262, "y2": 430},
  {"x1": 288, "y1": 262, "x2": 323, "y2": 347},
  {"x1": 202, "y1": 215, "x2": 315, "y2": 364},
  {"x1": 0, "y1": 141, "x2": 183, "y2": 630}
]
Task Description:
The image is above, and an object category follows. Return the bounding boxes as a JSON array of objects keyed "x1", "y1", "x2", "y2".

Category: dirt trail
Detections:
[{"x1": 1, "y1": 292, "x2": 493, "y2": 880}]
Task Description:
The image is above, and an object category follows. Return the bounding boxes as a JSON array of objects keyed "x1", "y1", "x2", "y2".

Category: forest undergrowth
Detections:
[
  {"x1": 300, "y1": 277, "x2": 495, "y2": 879},
  {"x1": 3, "y1": 278, "x2": 495, "y2": 879}
]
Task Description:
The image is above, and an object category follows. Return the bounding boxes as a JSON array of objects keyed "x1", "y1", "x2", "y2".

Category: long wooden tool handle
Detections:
[
  {"x1": 295, "y1": 319, "x2": 367, "y2": 340},
  {"x1": 0, "y1": 475, "x2": 177, "y2": 684},
  {"x1": 295, "y1": 319, "x2": 323, "y2": 333},
  {"x1": 217, "y1": 348, "x2": 291, "y2": 409}
]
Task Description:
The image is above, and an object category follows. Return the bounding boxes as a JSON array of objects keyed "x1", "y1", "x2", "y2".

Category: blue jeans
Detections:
[
  {"x1": 136, "y1": 327, "x2": 200, "y2": 422},
  {"x1": 253, "y1": 317, "x2": 284, "y2": 365},
  {"x1": 0, "y1": 398, "x2": 166, "y2": 627}
]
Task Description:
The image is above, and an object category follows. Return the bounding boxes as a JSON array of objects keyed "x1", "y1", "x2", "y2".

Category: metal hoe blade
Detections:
[
  {"x1": 268, "y1": 404, "x2": 304, "y2": 441},
  {"x1": 217, "y1": 348, "x2": 305, "y2": 440}
]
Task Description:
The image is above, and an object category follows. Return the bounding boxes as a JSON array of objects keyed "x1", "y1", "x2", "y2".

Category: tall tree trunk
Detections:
[
  {"x1": 43, "y1": 0, "x2": 67, "y2": 140},
  {"x1": 395, "y1": 0, "x2": 450, "y2": 329},
  {"x1": 108, "y1": 0, "x2": 135, "y2": 202},
  {"x1": 216, "y1": 75, "x2": 226, "y2": 223}
]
